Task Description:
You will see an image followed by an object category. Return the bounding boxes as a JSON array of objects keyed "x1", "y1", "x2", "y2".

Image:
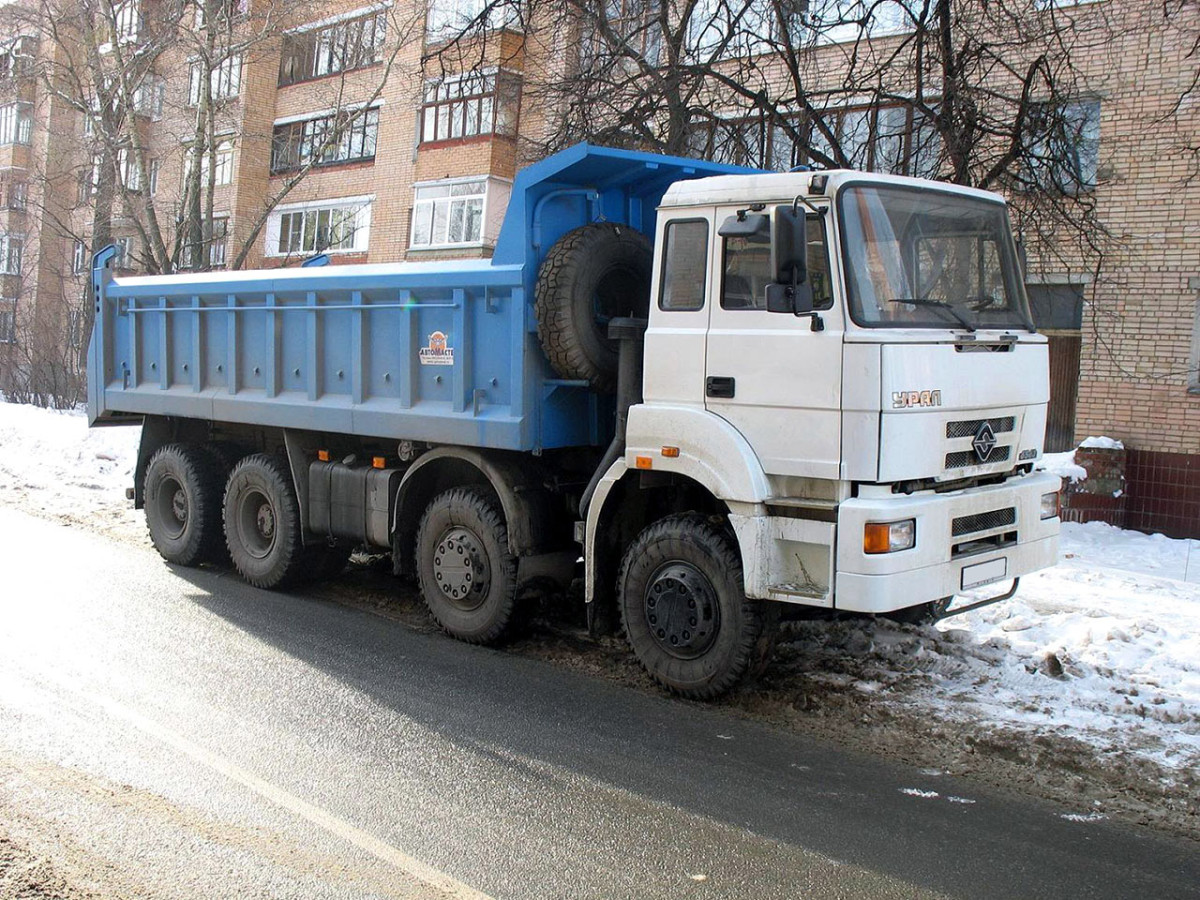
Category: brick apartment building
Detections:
[{"x1": 0, "y1": 0, "x2": 1196, "y2": 536}]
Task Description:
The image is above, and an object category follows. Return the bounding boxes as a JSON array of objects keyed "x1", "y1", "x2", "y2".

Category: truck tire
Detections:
[
  {"x1": 223, "y1": 454, "x2": 306, "y2": 590},
  {"x1": 415, "y1": 486, "x2": 518, "y2": 644},
  {"x1": 885, "y1": 597, "x2": 952, "y2": 625},
  {"x1": 535, "y1": 222, "x2": 652, "y2": 391},
  {"x1": 144, "y1": 443, "x2": 225, "y2": 567},
  {"x1": 619, "y1": 514, "x2": 778, "y2": 699}
]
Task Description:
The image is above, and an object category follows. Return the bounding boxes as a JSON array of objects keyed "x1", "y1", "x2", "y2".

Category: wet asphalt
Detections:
[{"x1": 0, "y1": 506, "x2": 1197, "y2": 899}]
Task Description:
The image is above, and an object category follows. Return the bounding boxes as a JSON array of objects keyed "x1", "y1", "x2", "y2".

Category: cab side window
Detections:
[
  {"x1": 659, "y1": 219, "x2": 709, "y2": 311},
  {"x1": 721, "y1": 214, "x2": 834, "y2": 311}
]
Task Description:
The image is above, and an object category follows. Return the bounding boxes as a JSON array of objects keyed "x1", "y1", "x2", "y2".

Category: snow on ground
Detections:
[
  {"x1": 1, "y1": 400, "x2": 1198, "y2": 778},
  {"x1": 0, "y1": 400, "x2": 142, "y2": 539}
]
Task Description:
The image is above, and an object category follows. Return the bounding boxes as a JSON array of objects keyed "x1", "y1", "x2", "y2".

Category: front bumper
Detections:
[{"x1": 834, "y1": 471, "x2": 1061, "y2": 614}]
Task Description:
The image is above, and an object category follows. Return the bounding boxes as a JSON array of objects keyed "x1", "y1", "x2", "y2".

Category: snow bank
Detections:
[{"x1": 0, "y1": 400, "x2": 140, "y2": 531}]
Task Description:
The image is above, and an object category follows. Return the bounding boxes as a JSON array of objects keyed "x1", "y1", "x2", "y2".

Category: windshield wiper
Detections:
[{"x1": 889, "y1": 297, "x2": 977, "y2": 332}]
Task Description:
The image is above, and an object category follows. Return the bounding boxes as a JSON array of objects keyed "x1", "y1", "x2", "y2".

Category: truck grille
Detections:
[
  {"x1": 952, "y1": 507, "x2": 1016, "y2": 537},
  {"x1": 945, "y1": 447, "x2": 1012, "y2": 469},
  {"x1": 946, "y1": 416, "x2": 1016, "y2": 439}
]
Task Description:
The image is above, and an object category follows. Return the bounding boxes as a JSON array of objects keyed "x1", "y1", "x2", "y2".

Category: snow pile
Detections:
[
  {"x1": 1079, "y1": 436, "x2": 1125, "y2": 450},
  {"x1": 0, "y1": 401, "x2": 141, "y2": 534},
  {"x1": 1037, "y1": 450, "x2": 1087, "y2": 483}
]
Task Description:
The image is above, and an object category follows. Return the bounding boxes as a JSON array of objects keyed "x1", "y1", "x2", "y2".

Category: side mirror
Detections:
[
  {"x1": 766, "y1": 205, "x2": 813, "y2": 315},
  {"x1": 765, "y1": 281, "x2": 815, "y2": 315},
  {"x1": 771, "y1": 205, "x2": 806, "y2": 286},
  {"x1": 718, "y1": 212, "x2": 770, "y2": 242}
]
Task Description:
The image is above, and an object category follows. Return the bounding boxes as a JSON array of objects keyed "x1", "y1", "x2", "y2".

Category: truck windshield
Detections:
[{"x1": 839, "y1": 184, "x2": 1032, "y2": 330}]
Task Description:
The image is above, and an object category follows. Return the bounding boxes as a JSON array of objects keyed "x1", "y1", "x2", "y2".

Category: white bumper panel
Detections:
[{"x1": 834, "y1": 471, "x2": 1061, "y2": 614}]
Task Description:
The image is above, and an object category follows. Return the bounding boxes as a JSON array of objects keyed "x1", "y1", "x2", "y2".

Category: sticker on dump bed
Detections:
[{"x1": 419, "y1": 331, "x2": 454, "y2": 366}]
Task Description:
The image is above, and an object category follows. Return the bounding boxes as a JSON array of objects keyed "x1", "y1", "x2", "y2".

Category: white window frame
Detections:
[
  {"x1": 0, "y1": 102, "x2": 32, "y2": 145},
  {"x1": 187, "y1": 54, "x2": 243, "y2": 106},
  {"x1": 148, "y1": 158, "x2": 160, "y2": 196},
  {"x1": 114, "y1": 236, "x2": 133, "y2": 269},
  {"x1": 409, "y1": 176, "x2": 490, "y2": 249},
  {"x1": 73, "y1": 239, "x2": 88, "y2": 274},
  {"x1": 117, "y1": 147, "x2": 141, "y2": 191},
  {"x1": 114, "y1": 0, "x2": 141, "y2": 44},
  {"x1": 264, "y1": 195, "x2": 373, "y2": 257},
  {"x1": 426, "y1": 0, "x2": 517, "y2": 39},
  {"x1": 0, "y1": 234, "x2": 23, "y2": 275},
  {"x1": 0, "y1": 298, "x2": 15, "y2": 343},
  {"x1": 133, "y1": 75, "x2": 166, "y2": 120}
]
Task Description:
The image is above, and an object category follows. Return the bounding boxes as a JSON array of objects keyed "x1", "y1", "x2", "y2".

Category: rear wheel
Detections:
[
  {"x1": 415, "y1": 487, "x2": 518, "y2": 644},
  {"x1": 619, "y1": 514, "x2": 777, "y2": 699},
  {"x1": 223, "y1": 454, "x2": 306, "y2": 589},
  {"x1": 143, "y1": 443, "x2": 224, "y2": 567}
]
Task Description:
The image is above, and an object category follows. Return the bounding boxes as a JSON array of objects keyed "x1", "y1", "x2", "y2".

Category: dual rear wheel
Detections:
[{"x1": 144, "y1": 445, "x2": 346, "y2": 589}]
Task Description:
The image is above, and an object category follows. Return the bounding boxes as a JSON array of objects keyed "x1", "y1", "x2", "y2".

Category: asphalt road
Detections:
[{"x1": 0, "y1": 505, "x2": 1197, "y2": 900}]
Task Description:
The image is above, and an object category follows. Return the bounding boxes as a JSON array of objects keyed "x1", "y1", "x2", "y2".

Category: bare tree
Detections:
[{"x1": 33, "y1": 0, "x2": 419, "y2": 274}]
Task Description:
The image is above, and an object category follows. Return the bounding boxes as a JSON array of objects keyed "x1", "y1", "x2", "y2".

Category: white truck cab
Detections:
[{"x1": 586, "y1": 168, "x2": 1060, "y2": 649}]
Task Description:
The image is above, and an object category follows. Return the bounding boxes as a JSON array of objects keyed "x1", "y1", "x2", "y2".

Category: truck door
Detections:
[{"x1": 704, "y1": 206, "x2": 843, "y2": 480}]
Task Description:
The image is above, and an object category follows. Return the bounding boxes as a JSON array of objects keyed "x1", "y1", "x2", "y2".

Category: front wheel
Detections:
[
  {"x1": 415, "y1": 487, "x2": 518, "y2": 644},
  {"x1": 619, "y1": 514, "x2": 777, "y2": 699}
]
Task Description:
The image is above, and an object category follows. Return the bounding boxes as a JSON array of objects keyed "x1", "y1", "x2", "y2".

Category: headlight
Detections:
[
  {"x1": 1040, "y1": 491, "x2": 1060, "y2": 520},
  {"x1": 864, "y1": 519, "x2": 916, "y2": 554}
]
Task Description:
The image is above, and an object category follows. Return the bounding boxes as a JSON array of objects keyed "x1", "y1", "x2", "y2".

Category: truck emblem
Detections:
[
  {"x1": 972, "y1": 422, "x2": 997, "y2": 462},
  {"x1": 419, "y1": 331, "x2": 454, "y2": 366},
  {"x1": 892, "y1": 390, "x2": 942, "y2": 408}
]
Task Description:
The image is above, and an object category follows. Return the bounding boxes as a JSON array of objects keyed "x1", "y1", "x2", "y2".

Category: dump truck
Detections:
[{"x1": 88, "y1": 143, "x2": 1061, "y2": 698}]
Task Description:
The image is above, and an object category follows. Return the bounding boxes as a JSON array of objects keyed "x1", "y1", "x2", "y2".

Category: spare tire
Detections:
[{"x1": 534, "y1": 222, "x2": 652, "y2": 391}]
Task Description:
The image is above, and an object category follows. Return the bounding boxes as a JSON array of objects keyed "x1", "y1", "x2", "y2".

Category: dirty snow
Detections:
[{"x1": 1, "y1": 401, "x2": 1199, "y2": 788}]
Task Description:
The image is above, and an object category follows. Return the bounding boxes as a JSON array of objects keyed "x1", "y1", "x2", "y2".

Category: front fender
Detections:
[{"x1": 624, "y1": 404, "x2": 770, "y2": 504}]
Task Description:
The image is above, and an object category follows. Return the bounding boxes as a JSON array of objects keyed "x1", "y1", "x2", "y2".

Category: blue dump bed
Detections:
[{"x1": 87, "y1": 144, "x2": 752, "y2": 452}]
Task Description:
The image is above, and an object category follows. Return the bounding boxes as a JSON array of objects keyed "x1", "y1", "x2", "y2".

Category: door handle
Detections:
[{"x1": 706, "y1": 376, "x2": 735, "y2": 399}]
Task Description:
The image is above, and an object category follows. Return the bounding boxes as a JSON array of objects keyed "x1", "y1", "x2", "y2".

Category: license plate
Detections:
[{"x1": 961, "y1": 557, "x2": 1007, "y2": 591}]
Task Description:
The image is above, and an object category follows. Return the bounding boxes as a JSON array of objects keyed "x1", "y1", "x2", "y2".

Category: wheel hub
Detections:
[
  {"x1": 644, "y1": 562, "x2": 720, "y2": 659},
  {"x1": 433, "y1": 527, "x2": 491, "y2": 610},
  {"x1": 170, "y1": 488, "x2": 188, "y2": 526},
  {"x1": 256, "y1": 503, "x2": 275, "y2": 540}
]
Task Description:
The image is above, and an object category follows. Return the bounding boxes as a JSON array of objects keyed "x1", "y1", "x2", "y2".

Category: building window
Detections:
[
  {"x1": 0, "y1": 35, "x2": 36, "y2": 79},
  {"x1": 1025, "y1": 99, "x2": 1101, "y2": 194},
  {"x1": 133, "y1": 76, "x2": 166, "y2": 120},
  {"x1": 194, "y1": 0, "x2": 248, "y2": 29},
  {"x1": 148, "y1": 158, "x2": 159, "y2": 196},
  {"x1": 4, "y1": 179, "x2": 27, "y2": 211},
  {"x1": 426, "y1": 0, "x2": 518, "y2": 39},
  {"x1": 1190, "y1": 283, "x2": 1200, "y2": 393},
  {"x1": 182, "y1": 217, "x2": 228, "y2": 269},
  {"x1": 186, "y1": 139, "x2": 234, "y2": 186},
  {"x1": 581, "y1": 0, "x2": 662, "y2": 67},
  {"x1": 278, "y1": 10, "x2": 387, "y2": 87},
  {"x1": 73, "y1": 239, "x2": 88, "y2": 274},
  {"x1": 117, "y1": 147, "x2": 142, "y2": 191},
  {"x1": 188, "y1": 55, "x2": 242, "y2": 106},
  {"x1": 266, "y1": 197, "x2": 372, "y2": 256},
  {"x1": 420, "y1": 70, "x2": 519, "y2": 144},
  {"x1": 113, "y1": 1, "x2": 141, "y2": 43},
  {"x1": 0, "y1": 234, "x2": 23, "y2": 275},
  {"x1": 0, "y1": 299, "x2": 14, "y2": 343},
  {"x1": 270, "y1": 107, "x2": 379, "y2": 174},
  {"x1": 410, "y1": 178, "x2": 488, "y2": 247},
  {"x1": 114, "y1": 236, "x2": 133, "y2": 269},
  {"x1": 0, "y1": 103, "x2": 32, "y2": 145}
]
